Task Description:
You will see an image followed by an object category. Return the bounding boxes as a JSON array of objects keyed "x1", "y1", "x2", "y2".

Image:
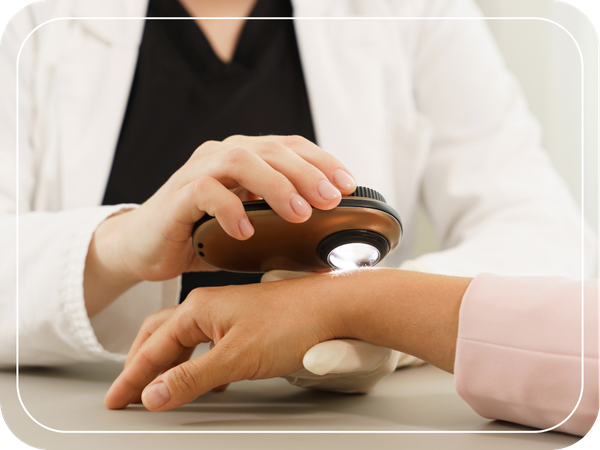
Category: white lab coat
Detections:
[{"x1": 0, "y1": 0, "x2": 594, "y2": 367}]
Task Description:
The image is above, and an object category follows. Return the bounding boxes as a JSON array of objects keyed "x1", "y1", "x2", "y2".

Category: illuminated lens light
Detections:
[{"x1": 327, "y1": 243, "x2": 381, "y2": 270}]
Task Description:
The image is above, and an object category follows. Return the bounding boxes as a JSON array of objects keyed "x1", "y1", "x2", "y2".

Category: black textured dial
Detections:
[{"x1": 348, "y1": 186, "x2": 386, "y2": 203}]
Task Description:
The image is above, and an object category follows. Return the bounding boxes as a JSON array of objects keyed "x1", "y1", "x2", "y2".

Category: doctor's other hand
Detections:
[
  {"x1": 104, "y1": 269, "x2": 470, "y2": 412},
  {"x1": 84, "y1": 135, "x2": 356, "y2": 316}
]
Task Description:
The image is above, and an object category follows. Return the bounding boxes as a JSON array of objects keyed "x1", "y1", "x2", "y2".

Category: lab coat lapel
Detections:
[
  {"x1": 57, "y1": 0, "x2": 410, "y2": 209},
  {"x1": 58, "y1": 1, "x2": 148, "y2": 209}
]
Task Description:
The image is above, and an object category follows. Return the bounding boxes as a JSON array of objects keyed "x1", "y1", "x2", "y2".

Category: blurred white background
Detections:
[{"x1": 413, "y1": 0, "x2": 599, "y2": 263}]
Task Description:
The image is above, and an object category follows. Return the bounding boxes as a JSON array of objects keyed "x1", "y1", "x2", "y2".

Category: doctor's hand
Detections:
[{"x1": 84, "y1": 135, "x2": 356, "y2": 316}]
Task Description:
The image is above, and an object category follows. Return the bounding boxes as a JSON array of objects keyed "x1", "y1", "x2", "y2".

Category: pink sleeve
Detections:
[{"x1": 454, "y1": 274, "x2": 599, "y2": 436}]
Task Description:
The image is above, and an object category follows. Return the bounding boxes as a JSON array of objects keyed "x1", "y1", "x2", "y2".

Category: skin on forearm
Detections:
[
  {"x1": 83, "y1": 211, "x2": 141, "y2": 317},
  {"x1": 331, "y1": 269, "x2": 471, "y2": 374},
  {"x1": 105, "y1": 267, "x2": 470, "y2": 410}
]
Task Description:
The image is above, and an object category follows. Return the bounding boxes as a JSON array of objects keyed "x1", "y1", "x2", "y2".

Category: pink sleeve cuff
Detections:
[{"x1": 454, "y1": 274, "x2": 598, "y2": 436}]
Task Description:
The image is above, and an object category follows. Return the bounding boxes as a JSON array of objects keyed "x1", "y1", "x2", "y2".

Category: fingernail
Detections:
[
  {"x1": 290, "y1": 194, "x2": 312, "y2": 216},
  {"x1": 142, "y1": 382, "x2": 170, "y2": 410},
  {"x1": 333, "y1": 169, "x2": 356, "y2": 191},
  {"x1": 317, "y1": 179, "x2": 341, "y2": 201},
  {"x1": 239, "y1": 217, "x2": 254, "y2": 237}
]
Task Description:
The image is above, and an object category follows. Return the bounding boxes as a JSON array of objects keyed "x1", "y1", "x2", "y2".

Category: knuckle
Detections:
[
  {"x1": 137, "y1": 348, "x2": 165, "y2": 375},
  {"x1": 141, "y1": 314, "x2": 158, "y2": 330},
  {"x1": 224, "y1": 147, "x2": 251, "y2": 167},
  {"x1": 174, "y1": 312, "x2": 198, "y2": 338},
  {"x1": 281, "y1": 135, "x2": 305, "y2": 148},
  {"x1": 270, "y1": 171, "x2": 292, "y2": 192},
  {"x1": 189, "y1": 176, "x2": 213, "y2": 198},
  {"x1": 273, "y1": 172, "x2": 294, "y2": 190},
  {"x1": 194, "y1": 140, "x2": 217, "y2": 155},
  {"x1": 185, "y1": 287, "x2": 203, "y2": 302},
  {"x1": 172, "y1": 304, "x2": 189, "y2": 326},
  {"x1": 141, "y1": 305, "x2": 176, "y2": 331},
  {"x1": 223, "y1": 134, "x2": 243, "y2": 143},
  {"x1": 185, "y1": 287, "x2": 217, "y2": 312},
  {"x1": 255, "y1": 140, "x2": 283, "y2": 158},
  {"x1": 297, "y1": 162, "x2": 320, "y2": 181},
  {"x1": 173, "y1": 311, "x2": 203, "y2": 347},
  {"x1": 311, "y1": 150, "x2": 335, "y2": 167}
]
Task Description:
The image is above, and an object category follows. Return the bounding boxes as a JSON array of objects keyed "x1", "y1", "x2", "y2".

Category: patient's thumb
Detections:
[{"x1": 141, "y1": 343, "x2": 235, "y2": 411}]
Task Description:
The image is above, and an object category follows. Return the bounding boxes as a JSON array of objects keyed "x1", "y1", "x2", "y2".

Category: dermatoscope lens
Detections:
[
  {"x1": 327, "y1": 243, "x2": 381, "y2": 270},
  {"x1": 318, "y1": 230, "x2": 389, "y2": 270}
]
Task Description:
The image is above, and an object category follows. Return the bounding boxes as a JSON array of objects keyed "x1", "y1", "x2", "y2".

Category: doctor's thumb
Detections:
[{"x1": 141, "y1": 344, "x2": 236, "y2": 411}]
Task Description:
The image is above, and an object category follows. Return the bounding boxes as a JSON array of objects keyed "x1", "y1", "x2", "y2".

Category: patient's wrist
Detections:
[{"x1": 336, "y1": 268, "x2": 471, "y2": 374}]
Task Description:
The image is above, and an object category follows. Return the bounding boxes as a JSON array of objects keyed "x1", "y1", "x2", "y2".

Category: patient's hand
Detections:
[
  {"x1": 104, "y1": 272, "x2": 347, "y2": 411},
  {"x1": 104, "y1": 268, "x2": 468, "y2": 412}
]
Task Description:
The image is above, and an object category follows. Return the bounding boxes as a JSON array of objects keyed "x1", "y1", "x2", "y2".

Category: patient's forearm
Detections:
[
  {"x1": 336, "y1": 269, "x2": 471, "y2": 373},
  {"x1": 105, "y1": 268, "x2": 471, "y2": 410}
]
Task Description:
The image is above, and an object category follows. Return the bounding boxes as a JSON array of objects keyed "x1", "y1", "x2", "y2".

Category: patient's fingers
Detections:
[
  {"x1": 141, "y1": 336, "x2": 243, "y2": 411},
  {"x1": 129, "y1": 346, "x2": 196, "y2": 404},
  {"x1": 105, "y1": 308, "x2": 211, "y2": 410},
  {"x1": 125, "y1": 306, "x2": 178, "y2": 369}
]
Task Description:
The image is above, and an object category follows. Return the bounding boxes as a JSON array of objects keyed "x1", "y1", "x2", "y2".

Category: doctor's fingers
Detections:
[
  {"x1": 191, "y1": 136, "x2": 355, "y2": 194},
  {"x1": 189, "y1": 136, "x2": 353, "y2": 208},
  {"x1": 183, "y1": 149, "x2": 319, "y2": 225},
  {"x1": 169, "y1": 176, "x2": 254, "y2": 241},
  {"x1": 252, "y1": 135, "x2": 357, "y2": 194},
  {"x1": 240, "y1": 139, "x2": 344, "y2": 211},
  {"x1": 222, "y1": 135, "x2": 356, "y2": 198}
]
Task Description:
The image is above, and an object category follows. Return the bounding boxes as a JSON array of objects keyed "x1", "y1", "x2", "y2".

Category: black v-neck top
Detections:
[{"x1": 102, "y1": 0, "x2": 316, "y2": 300}]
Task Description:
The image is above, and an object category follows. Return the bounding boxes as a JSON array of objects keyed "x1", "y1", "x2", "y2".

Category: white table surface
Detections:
[{"x1": 0, "y1": 349, "x2": 580, "y2": 450}]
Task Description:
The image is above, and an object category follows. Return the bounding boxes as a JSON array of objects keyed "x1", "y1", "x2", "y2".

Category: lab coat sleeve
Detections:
[
  {"x1": 408, "y1": 0, "x2": 595, "y2": 278},
  {"x1": 0, "y1": 207, "x2": 180, "y2": 368},
  {"x1": 1, "y1": 206, "x2": 154, "y2": 367},
  {"x1": 455, "y1": 274, "x2": 599, "y2": 436},
  {"x1": 0, "y1": 5, "x2": 179, "y2": 367}
]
